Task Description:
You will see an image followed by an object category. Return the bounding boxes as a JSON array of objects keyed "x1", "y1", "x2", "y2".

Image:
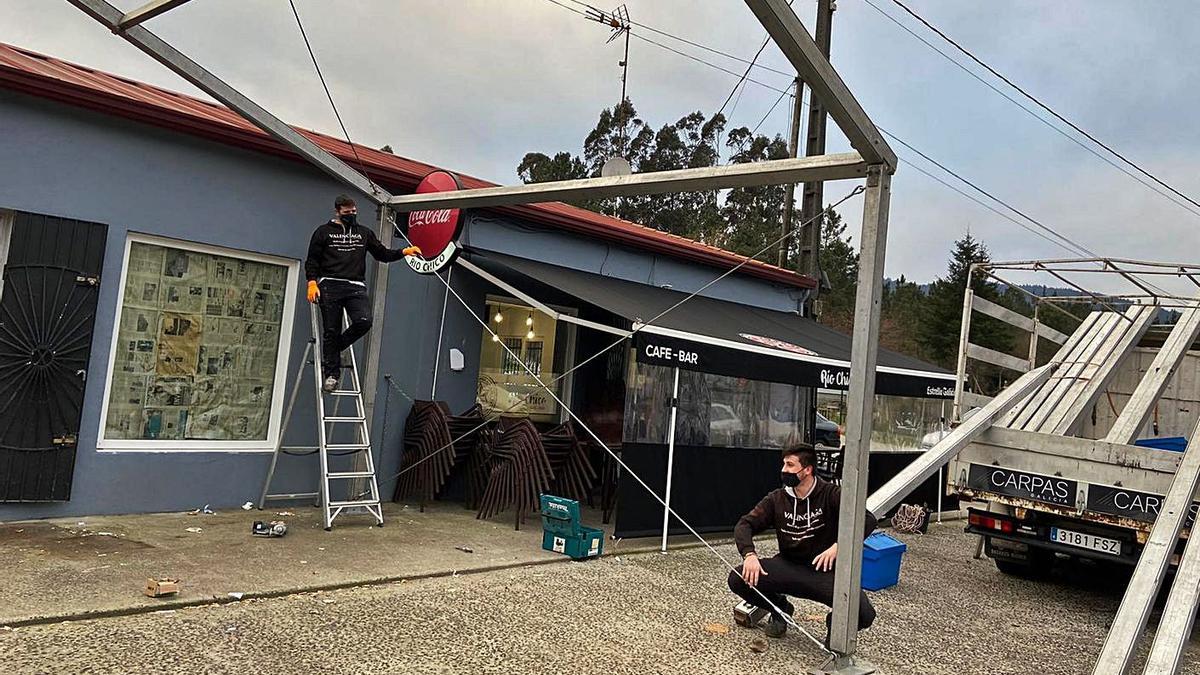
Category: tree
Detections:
[
  {"x1": 517, "y1": 151, "x2": 588, "y2": 184},
  {"x1": 719, "y1": 127, "x2": 791, "y2": 258},
  {"x1": 920, "y1": 234, "x2": 1015, "y2": 386},
  {"x1": 814, "y1": 209, "x2": 859, "y2": 332},
  {"x1": 517, "y1": 98, "x2": 787, "y2": 252},
  {"x1": 881, "y1": 275, "x2": 929, "y2": 359}
]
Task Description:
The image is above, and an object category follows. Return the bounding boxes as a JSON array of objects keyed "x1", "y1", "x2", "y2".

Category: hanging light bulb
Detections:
[
  {"x1": 525, "y1": 313, "x2": 533, "y2": 327},
  {"x1": 491, "y1": 333, "x2": 500, "y2": 342},
  {"x1": 493, "y1": 308, "x2": 503, "y2": 323},
  {"x1": 526, "y1": 329, "x2": 535, "y2": 340}
]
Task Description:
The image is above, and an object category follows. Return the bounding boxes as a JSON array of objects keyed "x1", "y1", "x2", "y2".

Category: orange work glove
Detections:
[
  {"x1": 402, "y1": 245, "x2": 423, "y2": 257},
  {"x1": 306, "y1": 280, "x2": 320, "y2": 303}
]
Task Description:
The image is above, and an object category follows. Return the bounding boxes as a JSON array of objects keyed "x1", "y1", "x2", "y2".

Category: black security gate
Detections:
[{"x1": 0, "y1": 211, "x2": 107, "y2": 502}]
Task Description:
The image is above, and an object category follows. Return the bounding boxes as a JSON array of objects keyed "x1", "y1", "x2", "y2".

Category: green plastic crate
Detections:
[{"x1": 540, "y1": 494, "x2": 604, "y2": 560}]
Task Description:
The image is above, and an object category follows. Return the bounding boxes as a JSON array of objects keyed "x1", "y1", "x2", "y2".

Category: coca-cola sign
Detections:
[{"x1": 402, "y1": 170, "x2": 463, "y2": 274}]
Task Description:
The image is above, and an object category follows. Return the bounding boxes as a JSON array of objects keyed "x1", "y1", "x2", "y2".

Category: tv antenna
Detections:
[{"x1": 586, "y1": 4, "x2": 633, "y2": 176}]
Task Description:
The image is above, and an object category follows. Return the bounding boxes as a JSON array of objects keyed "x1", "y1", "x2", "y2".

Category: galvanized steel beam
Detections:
[
  {"x1": 389, "y1": 153, "x2": 868, "y2": 211},
  {"x1": 743, "y1": 0, "x2": 897, "y2": 169},
  {"x1": 1143, "y1": 453, "x2": 1200, "y2": 675},
  {"x1": 1105, "y1": 299, "x2": 1200, "y2": 444},
  {"x1": 966, "y1": 343, "x2": 1032, "y2": 373},
  {"x1": 66, "y1": 0, "x2": 389, "y2": 205},
  {"x1": 117, "y1": 0, "x2": 196, "y2": 29},
  {"x1": 821, "y1": 166, "x2": 890, "y2": 673},
  {"x1": 866, "y1": 364, "x2": 1055, "y2": 517},
  {"x1": 1092, "y1": 419, "x2": 1200, "y2": 675}
]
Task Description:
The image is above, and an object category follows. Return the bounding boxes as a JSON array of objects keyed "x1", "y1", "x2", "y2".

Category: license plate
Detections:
[{"x1": 1051, "y1": 527, "x2": 1121, "y2": 556}]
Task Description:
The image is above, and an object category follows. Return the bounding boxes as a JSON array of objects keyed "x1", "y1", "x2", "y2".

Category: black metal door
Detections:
[{"x1": 0, "y1": 211, "x2": 107, "y2": 502}]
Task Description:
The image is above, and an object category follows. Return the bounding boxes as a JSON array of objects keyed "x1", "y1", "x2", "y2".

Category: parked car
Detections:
[{"x1": 814, "y1": 412, "x2": 843, "y2": 449}]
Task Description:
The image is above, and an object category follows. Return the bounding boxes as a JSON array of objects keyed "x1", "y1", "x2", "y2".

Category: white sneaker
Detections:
[{"x1": 322, "y1": 375, "x2": 339, "y2": 393}]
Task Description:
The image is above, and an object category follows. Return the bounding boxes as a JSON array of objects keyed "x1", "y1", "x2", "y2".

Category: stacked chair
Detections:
[
  {"x1": 396, "y1": 403, "x2": 608, "y2": 530},
  {"x1": 473, "y1": 417, "x2": 555, "y2": 530},
  {"x1": 539, "y1": 421, "x2": 598, "y2": 503},
  {"x1": 393, "y1": 401, "x2": 487, "y2": 510}
]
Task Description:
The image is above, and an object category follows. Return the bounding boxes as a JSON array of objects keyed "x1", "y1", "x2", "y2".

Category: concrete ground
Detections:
[
  {"x1": 3, "y1": 515, "x2": 1199, "y2": 674},
  {"x1": 0, "y1": 500, "x2": 660, "y2": 626}
]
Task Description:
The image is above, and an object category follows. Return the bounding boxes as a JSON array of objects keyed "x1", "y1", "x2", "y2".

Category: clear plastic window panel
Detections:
[{"x1": 623, "y1": 362, "x2": 814, "y2": 449}]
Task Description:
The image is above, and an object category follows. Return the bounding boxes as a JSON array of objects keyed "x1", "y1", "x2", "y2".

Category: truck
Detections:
[{"x1": 939, "y1": 259, "x2": 1200, "y2": 577}]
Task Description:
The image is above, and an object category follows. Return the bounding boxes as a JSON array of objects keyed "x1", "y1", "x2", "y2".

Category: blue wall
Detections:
[{"x1": 0, "y1": 89, "x2": 805, "y2": 519}]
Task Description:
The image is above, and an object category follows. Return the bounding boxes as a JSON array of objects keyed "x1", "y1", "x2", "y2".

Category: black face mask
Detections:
[
  {"x1": 780, "y1": 471, "x2": 802, "y2": 488},
  {"x1": 338, "y1": 213, "x2": 357, "y2": 227}
]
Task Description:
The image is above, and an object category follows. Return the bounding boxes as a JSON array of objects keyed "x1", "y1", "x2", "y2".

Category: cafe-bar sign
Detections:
[{"x1": 403, "y1": 170, "x2": 464, "y2": 274}]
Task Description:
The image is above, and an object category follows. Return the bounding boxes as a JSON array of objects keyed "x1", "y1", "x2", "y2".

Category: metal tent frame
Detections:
[
  {"x1": 66, "y1": 0, "x2": 898, "y2": 670},
  {"x1": 869, "y1": 258, "x2": 1200, "y2": 675}
]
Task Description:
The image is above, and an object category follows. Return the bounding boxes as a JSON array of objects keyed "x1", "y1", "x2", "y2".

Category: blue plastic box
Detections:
[
  {"x1": 862, "y1": 532, "x2": 907, "y2": 591},
  {"x1": 1134, "y1": 437, "x2": 1188, "y2": 453}
]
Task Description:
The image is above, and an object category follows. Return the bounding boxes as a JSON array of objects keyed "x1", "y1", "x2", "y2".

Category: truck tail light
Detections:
[{"x1": 969, "y1": 512, "x2": 1015, "y2": 534}]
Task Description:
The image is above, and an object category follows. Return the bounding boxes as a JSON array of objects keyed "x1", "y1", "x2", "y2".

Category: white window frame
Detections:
[{"x1": 96, "y1": 233, "x2": 299, "y2": 453}]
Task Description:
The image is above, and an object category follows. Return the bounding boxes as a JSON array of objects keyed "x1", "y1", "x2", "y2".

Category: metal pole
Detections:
[
  {"x1": 952, "y1": 288, "x2": 975, "y2": 423},
  {"x1": 796, "y1": 0, "x2": 834, "y2": 287},
  {"x1": 258, "y1": 340, "x2": 314, "y2": 509},
  {"x1": 430, "y1": 266, "x2": 453, "y2": 400},
  {"x1": 1028, "y1": 301, "x2": 1041, "y2": 370},
  {"x1": 935, "y1": 465, "x2": 943, "y2": 524},
  {"x1": 778, "y1": 77, "x2": 803, "y2": 267},
  {"x1": 661, "y1": 367, "x2": 681, "y2": 554},
  {"x1": 1092, "y1": 418, "x2": 1200, "y2": 675},
  {"x1": 116, "y1": 0, "x2": 195, "y2": 29},
  {"x1": 936, "y1": 399, "x2": 945, "y2": 524},
  {"x1": 821, "y1": 165, "x2": 890, "y2": 673},
  {"x1": 361, "y1": 206, "x2": 393, "y2": 434},
  {"x1": 65, "y1": 0, "x2": 389, "y2": 204}
]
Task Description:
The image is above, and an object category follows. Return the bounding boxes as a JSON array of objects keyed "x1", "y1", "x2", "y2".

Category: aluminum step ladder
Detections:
[{"x1": 258, "y1": 303, "x2": 384, "y2": 530}]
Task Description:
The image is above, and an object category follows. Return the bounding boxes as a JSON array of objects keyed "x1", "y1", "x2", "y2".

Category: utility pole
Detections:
[
  {"x1": 796, "y1": 0, "x2": 835, "y2": 310},
  {"x1": 776, "y1": 77, "x2": 804, "y2": 267}
]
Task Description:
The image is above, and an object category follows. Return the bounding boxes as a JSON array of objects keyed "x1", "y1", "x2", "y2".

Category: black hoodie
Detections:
[
  {"x1": 734, "y1": 477, "x2": 878, "y2": 565},
  {"x1": 304, "y1": 219, "x2": 404, "y2": 283}
]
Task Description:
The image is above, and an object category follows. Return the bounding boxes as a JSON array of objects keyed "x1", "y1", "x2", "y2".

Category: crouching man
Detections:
[{"x1": 728, "y1": 443, "x2": 878, "y2": 645}]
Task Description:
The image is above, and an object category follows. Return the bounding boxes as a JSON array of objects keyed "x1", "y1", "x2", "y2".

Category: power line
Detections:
[
  {"x1": 627, "y1": 32, "x2": 792, "y2": 95},
  {"x1": 716, "y1": 36, "x2": 772, "y2": 118},
  {"x1": 287, "y1": 0, "x2": 378, "y2": 195},
  {"x1": 751, "y1": 86, "x2": 793, "y2": 137},
  {"x1": 878, "y1": 127, "x2": 1097, "y2": 258},
  {"x1": 558, "y1": 0, "x2": 797, "y2": 78},
  {"x1": 541, "y1": 0, "x2": 1110, "y2": 267},
  {"x1": 885, "y1": 0, "x2": 1200, "y2": 217},
  {"x1": 545, "y1": 0, "x2": 793, "y2": 95},
  {"x1": 861, "y1": 0, "x2": 1200, "y2": 220}
]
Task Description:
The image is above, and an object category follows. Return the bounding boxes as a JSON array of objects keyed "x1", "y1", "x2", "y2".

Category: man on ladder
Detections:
[{"x1": 305, "y1": 194, "x2": 420, "y2": 391}]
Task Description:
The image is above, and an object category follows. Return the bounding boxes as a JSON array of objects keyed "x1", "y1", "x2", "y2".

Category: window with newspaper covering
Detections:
[{"x1": 100, "y1": 237, "x2": 297, "y2": 448}]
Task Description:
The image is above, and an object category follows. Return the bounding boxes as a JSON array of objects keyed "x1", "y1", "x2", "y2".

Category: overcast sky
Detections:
[{"x1": 3, "y1": 1, "x2": 1198, "y2": 293}]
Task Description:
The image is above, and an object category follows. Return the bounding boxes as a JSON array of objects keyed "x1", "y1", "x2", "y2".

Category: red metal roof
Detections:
[{"x1": 0, "y1": 42, "x2": 816, "y2": 290}]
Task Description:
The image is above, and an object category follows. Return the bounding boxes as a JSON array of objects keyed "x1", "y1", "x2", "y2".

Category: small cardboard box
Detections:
[{"x1": 144, "y1": 578, "x2": 180, "y2": 598}]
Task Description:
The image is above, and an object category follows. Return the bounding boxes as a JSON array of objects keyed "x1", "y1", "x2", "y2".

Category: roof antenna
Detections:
[{"x1": 586, "y1": 4, "x2": 633, "y2": 177}]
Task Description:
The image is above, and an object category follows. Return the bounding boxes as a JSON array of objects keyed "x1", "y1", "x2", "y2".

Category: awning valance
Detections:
[{"x1": 463, "y1": 251, "x2": 955, "y2": 398}]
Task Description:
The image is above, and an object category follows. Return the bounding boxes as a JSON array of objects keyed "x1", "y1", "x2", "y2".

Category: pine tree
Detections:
[
  {"x1": 816, "y1": 209, "x2": 859, "y2": 332},
  {"x1": 920, "y1": 234, "x2": 1013, "y2": 369}
]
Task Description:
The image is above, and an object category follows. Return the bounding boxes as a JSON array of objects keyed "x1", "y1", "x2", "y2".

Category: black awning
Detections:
[{"x1": 468, "y1": 251, "x2": 955, "y2": 398}]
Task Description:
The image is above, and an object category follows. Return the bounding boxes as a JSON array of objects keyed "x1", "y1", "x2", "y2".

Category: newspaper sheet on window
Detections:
[{"x1": 105, "y1": 242, "x2": 287, "y2": 441}]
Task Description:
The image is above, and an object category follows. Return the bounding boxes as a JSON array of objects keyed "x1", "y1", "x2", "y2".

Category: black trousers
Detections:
[
  {"x1": 317, "y1": 280, "x2": 372, "y2": 378},
  {"x1": 728, "y1": 554, "x2": 876, "y2": 629}
]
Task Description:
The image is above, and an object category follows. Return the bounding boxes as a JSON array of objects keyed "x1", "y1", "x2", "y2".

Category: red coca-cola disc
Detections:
[{"x1": 403, "y1": 170, "x2": 463, "y2": 274}]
